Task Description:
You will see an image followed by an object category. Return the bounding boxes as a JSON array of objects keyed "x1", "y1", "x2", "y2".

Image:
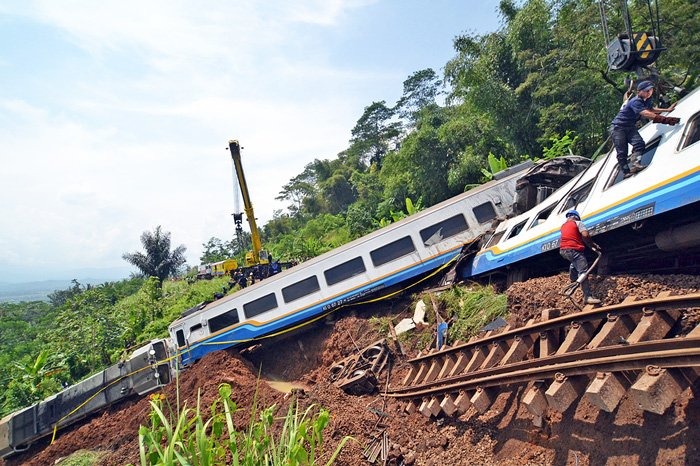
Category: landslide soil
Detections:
[{"x1": 3, "y1": 273, "x2": 700, "y2": 466}]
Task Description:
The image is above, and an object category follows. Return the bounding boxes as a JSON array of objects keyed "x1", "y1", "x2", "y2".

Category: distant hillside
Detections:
[{"x1": 0, "y1": 279, "x2": 116, "y2": 303}]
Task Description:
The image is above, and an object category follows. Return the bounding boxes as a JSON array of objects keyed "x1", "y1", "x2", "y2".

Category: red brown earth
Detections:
[{"x1": 2, "y1": 273, "x2": 699, "y2": 466}]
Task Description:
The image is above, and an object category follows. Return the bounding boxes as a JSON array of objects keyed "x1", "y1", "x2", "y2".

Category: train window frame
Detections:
[
  {"x1": 605, "y1": 137, "x2": 662, "y2": 189},
  {"x1": 530, "y1": 205, "x2": 555, "y2": 229},
  {"x1": 282, "y1": 276, "x2": 321, "y2": 303},
  {"x1": 208, "y1": 308, "x2": 240, "y2": 333},
  {"x1": 419, "y1": 214, "x2": 469, "y2": 246},
  {"x1": 472, "y1": 201, "x2": 497, "y2": 224},
  {"x1": 484, "y1": 230, "x2": 506, "y2": 248},
  {"x1": 243, "y1": 293, "x2": 279, "y2": 319},
  {"x1": 324, "y1": 257, "x2": 366, "y2": 286},
  {"x1": 370, "y1": 236, "x2": 416, "y2": 267},
  {"x1": 176, "y1": 329, "x2": 186, "y2": 347},
  {"x1": 506, "y1": 219, "x2": 528, "y2": 240},
  {"x1": 559, "y1": 180, "x2": 594, "y2": 213},
  {"x1": 190, "y1": 323, "x2": 202, "y2": 333},
  {"x1": 678, "y1": 112, "x2": 700, "y2": 151}
]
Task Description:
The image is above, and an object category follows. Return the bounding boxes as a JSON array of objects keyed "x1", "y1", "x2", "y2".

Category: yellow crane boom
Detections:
[{"x1": 228, "y1": 140, "x2": 269, "y2": 267}]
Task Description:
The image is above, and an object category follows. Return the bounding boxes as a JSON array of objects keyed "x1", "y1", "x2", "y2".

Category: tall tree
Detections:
[
  {"x1": 348, "y1": 101, "x2": 402, "y2": 167},
  {"x1": 122, "y1": 226, "x2": 187, "y2": 285},
  {"x1": 395, "y1": 68, "x2": 444, "y2": 123}
]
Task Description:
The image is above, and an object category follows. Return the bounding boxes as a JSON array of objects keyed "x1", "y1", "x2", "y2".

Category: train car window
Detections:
[
  {"x1": 243, "y1": 293, "x2": 279, "y2": 318},
  {"x1": 485, "y1": 230, "x2": 506, "y2": 248},
  {"x1": 370, "y1": 236, "x2": 416, "y2": 267},
  {"x1": 607, "y1": 138, "x2": 661, "y2": 188},
  {"x1": 282, "y1": 276, "x2": 321, "y2": 303},
  {"x1": 208, "y1": 308, "x2": 240, "y2": 333},
  {"x1": 190, "y1": 323, "x2": 202, "y2": 333},
  {"x1": 679, "y1": 113, "x2": 700, "y2": 150},
  {"x1": 324, "y1": 257, "x2": 366, "y2": 286},
  {"x1": 530, "y1": 205, "x2": 555, "y2": 229},
  {"x1": 472, "y1": 202, "x2": 497, "y2": 224},
  {"x1": 176, "y1": 330, "x2": 186, "y2": 347},
  {"x1": 506, "y1": 220, "x2": 527, "y2": 240},
  {"x1": 560, "y1": 181, "x2": 593, "y2": 212},
  {"x1": 420, "y1": 214, "x2": 469, "y2": 246}
]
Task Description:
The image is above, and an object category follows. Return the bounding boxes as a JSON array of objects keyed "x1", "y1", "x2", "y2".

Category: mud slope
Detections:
[{"x1": 2, "y1": 273, "x2": 699, "y2": 466}]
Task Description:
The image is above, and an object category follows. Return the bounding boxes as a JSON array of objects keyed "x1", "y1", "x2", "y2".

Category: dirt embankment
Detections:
[{"x1": 2, "y1": 273, "x2": 699, "y2": 466}]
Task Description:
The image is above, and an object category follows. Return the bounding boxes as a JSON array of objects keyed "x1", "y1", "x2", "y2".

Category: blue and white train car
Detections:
[
  {"x1": 469, "y1": 85, "x2": 700, "y2": 281},
  {"x1": 169, "y1": 162, "x2": 533, "y2": 365}
]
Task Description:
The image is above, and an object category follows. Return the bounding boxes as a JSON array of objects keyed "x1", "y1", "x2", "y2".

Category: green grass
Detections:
[{"x1": 128, "y1": 381, "x2": 356, "y2": 466}]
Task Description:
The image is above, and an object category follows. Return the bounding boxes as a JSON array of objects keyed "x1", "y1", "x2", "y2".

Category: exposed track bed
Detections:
[{"x1": 391, "y1": 292, "x2": 700, "y2": 422}]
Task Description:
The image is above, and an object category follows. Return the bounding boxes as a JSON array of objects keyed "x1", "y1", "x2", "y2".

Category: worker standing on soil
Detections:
[
  {"x1": 610, "y1": 81, "x2": 679, "y2": 177},
  {"x1": 560, "y1": 210, "x2": 602, "y2": 305}
]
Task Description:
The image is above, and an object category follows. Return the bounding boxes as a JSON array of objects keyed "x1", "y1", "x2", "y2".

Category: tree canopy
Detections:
[{"x1": 122, "y1": 226, "x2": 187, "y2": 284}]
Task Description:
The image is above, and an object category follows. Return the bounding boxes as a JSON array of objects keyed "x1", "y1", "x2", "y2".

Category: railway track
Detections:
[{"x1": 388, "y1": 291, "x2": 700, "y2": 423}]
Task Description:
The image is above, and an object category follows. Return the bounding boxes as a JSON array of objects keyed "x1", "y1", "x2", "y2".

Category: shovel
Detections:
[{"x1": 561, "y1": 250, "x2": 602, "y2": 309}]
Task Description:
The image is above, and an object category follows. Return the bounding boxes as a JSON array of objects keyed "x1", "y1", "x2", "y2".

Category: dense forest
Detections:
[{"x1": 3, "y1": 0, "x2": 699, "y2": 418}]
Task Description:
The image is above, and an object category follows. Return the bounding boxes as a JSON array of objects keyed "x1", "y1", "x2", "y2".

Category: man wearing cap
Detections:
[
  {"x1": 610, "y1": 81, "x2": 679, "y2": 177},
  {"x1": 560, "y1": 210, "x2": 602, "y2": 305}
]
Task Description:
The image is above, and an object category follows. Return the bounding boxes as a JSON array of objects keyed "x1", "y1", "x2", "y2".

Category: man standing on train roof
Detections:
[
  {"x1": 560, "y1": 210, "x2": 602, "y2": 305},
  {"x1": 610, "y1": 80, "x2": 680, "y2": 177}
]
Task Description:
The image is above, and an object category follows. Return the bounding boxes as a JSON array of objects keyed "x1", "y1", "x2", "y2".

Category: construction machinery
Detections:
[
  {"x1": 598, "y1": 0, "x2": 665, "y2": 79},
  {"x1": 228, "y1": 140, "x2": 270, "y2": 267}
]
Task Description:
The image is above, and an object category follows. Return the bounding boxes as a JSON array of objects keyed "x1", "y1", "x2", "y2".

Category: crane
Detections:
[
  {"x1": 598, "y1": 0, "x2": 665, "y2": 79},
  {"x1": 228, "y1": 140, "x2": 270, "y2": 267}
]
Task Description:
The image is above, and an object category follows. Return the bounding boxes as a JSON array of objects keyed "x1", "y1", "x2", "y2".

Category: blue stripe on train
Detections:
[{"x1": 177, "y1": 249, "x2": 461, "y2": 364}]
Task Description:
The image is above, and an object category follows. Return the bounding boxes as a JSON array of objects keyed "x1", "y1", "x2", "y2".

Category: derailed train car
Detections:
[
  {"x1": 167, "y1": 162, "x2": 534, "y2": 365},
  {"x1": 0, "y1": 340, "x2": 171, "y2": 457},
  {"x1": 467, "y1": 85, "x2": 700, "y2": 282}
]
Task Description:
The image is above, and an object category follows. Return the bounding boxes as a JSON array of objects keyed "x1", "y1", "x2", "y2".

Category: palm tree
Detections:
[{"x1": 122, "y1": 226, "x2": 187, "y2": 285}]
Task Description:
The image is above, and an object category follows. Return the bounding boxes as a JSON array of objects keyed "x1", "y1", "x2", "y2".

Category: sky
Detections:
[{"x1": 0, "y1": 0, "x2": 502, "y2": 283}]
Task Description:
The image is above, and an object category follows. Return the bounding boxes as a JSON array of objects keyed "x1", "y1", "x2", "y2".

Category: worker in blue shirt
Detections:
[{"x1": 610, "y1": 81, "x2": 679, "y2": 177}]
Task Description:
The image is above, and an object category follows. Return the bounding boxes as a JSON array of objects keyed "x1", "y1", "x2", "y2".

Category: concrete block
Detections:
[
  {"x1": 480, "y1": 341, "x2": 508, "y2": 369},
  {"x1": 587, "y1": 314, "x2": 635, "y2": 349},
  {"x1": 500, "y1": 335, "x2": 531, "y2": 365},
  {"x1": 413, "y1": 300, "x2": 427, "y2": 325},
  {"x1": 418, "y1": 398, "x2": 433, "y2": 418},
  {"x1": 557, "y1": 321, "x2": 596, "y2": 354},
  {"x1": 405, "y1": 400, "x2": 417, "y2": 414},
  {"x1": 437, "y1": 354, "x2": 456, "y2": 380},
  {"x1": 424, "y1": 359, "x2": 443, "y2": 383},
  {"x1": 539, "y1": 331, "x2": 559, "y2": 357},
  {"x1": 395, "y1": 318, "x2": 416, "y2": 335},
  {"x1": 402, "y1": 364, "x2": 420, "y2": 386},
  {"x1": 440, "y1": 394, "x2": 458, "y2": 416},
  {"x1": 471, "y1": 387, "x2": 497, "y2": 414},
  {"x1": 464, "y1": 346, "x2": 488, "y2": 372},
  {"x1": 630, "y1": 367, "x2": 685, "y2": 415},
  {"x1": 686, "y1": 323, "x2": 700, "y2": 339},
  {"x1": 586, "y1": 372, "x2": 628, "y2": 412},
  {"x1": 448, "y1": 350, "x2": 472, "y2": 377},
  {"x1": 412, "y1": 362, "x2": 429, "y2": 385},
  {"x1": 545, "y1": 373, "x2": 587, "y2": 413},
  {"x1": 541, "y1": 308, "x2": 560, "y2": 321},
  {"x1": 454, "y1": 391, "x2": 472, "y2": 413},
  {"x1": 627, "y1": 309, "x2": 677, "y2": 343},
  {"x1": 522, "y1": 383, "x2": 548, "y2": 417}
]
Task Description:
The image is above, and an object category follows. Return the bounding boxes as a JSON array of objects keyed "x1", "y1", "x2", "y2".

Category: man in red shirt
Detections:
[{"x1": 560, "y1": 210, "x2": 602, "y2": 305}]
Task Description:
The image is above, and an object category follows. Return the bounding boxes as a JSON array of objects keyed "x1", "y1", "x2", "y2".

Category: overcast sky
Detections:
[{"x1": 0, "y1": 0, "x2": 502, "y2": 283}]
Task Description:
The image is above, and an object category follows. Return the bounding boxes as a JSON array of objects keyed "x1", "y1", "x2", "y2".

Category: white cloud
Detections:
[{"x1": 0, "y1": 0, "x2": 500, "y2": 282}]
